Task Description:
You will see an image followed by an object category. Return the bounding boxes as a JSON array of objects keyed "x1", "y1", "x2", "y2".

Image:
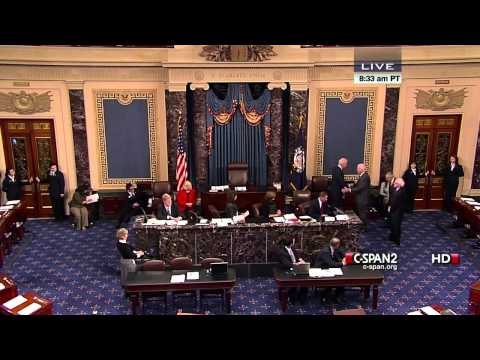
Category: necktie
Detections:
[{"x1": 167, "y1": 207, "x2": 171, "y2": 216}]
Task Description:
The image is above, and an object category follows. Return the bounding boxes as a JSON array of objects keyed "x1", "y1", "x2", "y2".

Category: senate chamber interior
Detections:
[{"x1": 1, "y1": 44, "x2": 480, "y2": 317}]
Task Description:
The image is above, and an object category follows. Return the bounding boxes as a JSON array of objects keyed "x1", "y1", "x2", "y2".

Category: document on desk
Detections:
[
  {"x1": 324, "y1": 216, "x2": 336, "y2": 222},
  {"x1": 18, "y1": 302, "x2": 42, "y2": 315},
  {"x1": 186, "y1": 272, "x2": 199, "y2": 280},
  {"x1": 0, "y1": 283, "x2": 5, "y2": 290},
  {"x1": 3, "y1": 295, "x2": 28, "y2": 309},
  {"x1": 309, "y1": 268, "x2": 335, "y2": 278},
  {"x1": 145, "y1": 219, "x2": 166, "y2": 226},
  {"x1": 177, "y1": 220, "x2": 188, "y2": 226},
  {"x1": 273, "y1": 216, "x2": 285, "y2": 223},
  {"x1": 327, "y1": 268, "x2": 343, "y2": 276},
  {"x1": 335, "y1": 214, "x2": 349, "y2": 221},
  {"x1": 170, "y1": 274, "x2": 186, "y2": 283},
  {"x1": 420, "y1": 306, "x2": 440, "y2": 315},
  {"x1": 6, "y1": 200, "x2": 20, "y2": 205},
  {"x1": 0, "y1": 205, "x2": 14, "y2": 211},
  {"x1": 461, "y1": 197, "x2": 475, "y2": 202},
  {"x1": 283, "y1": 213, "x2": 297, "y2": 221},
  {"x1": 466, "y1": 201, "x2": 480, "y2": 206}
]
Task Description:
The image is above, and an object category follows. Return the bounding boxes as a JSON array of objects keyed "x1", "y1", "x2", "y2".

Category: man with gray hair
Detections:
[
  {"x1": 389, "y1": 177, "x2": 406, "y2": 245},
  {"x1": 328, "y1": 157, "x2": 349, "y2": 209},
  {"x1": 346, "y1": 163, "x2": 371, "y2": 231}
]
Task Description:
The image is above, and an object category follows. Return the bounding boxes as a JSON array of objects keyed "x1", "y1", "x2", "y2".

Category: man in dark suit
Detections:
[
  {"x1": 2, "y1": 168, "x2": 25, "y2": 201},
  {"x1": 389, "y1": 178, "x2": 406, "y2": 245},
  {"x1": 116, "y1": 183, "x2": 143, "y2": 228},
  {"x1": 275, "y1": 236, "x2": 308, "y2": 305},
  {"x1": 347, "y1": 163, "x2": 371, "y2": 230},
  {"x1": 431, "y1": 155, "x2": 464, "y2": 212},
  {"x1": 156, "y1": 193, "x2": 182, "y2": 220},
  {"x1": 314, "y1": 237, "x2": 346, "y2": 303},
  {"x1": 308, "y1": 191, "x2": 334, "y2": 220},
  {"x1": 328, "y1": 157, "x2": 349, "y2": 209},
  {"x1": 46, "y1": 163, "x2": 65, "y2": 221},
  {"x1": 402, "y1": 162, "x2": 419, "y2": 213}
]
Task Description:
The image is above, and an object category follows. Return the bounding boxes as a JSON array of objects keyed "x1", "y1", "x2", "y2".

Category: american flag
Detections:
[{"x1": 176, "y1": 123, "x2": 188, "y2": 191}]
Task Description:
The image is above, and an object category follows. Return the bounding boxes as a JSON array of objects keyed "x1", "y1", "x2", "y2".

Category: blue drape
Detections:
[{"x1": 207, "y1": 84, "x2": 271, "y2": 187}]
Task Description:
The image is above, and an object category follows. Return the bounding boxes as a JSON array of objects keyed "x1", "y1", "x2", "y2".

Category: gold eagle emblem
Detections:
[
  {"x1": 199, "y1": 45, "x2": 277, "y2": 62},
  {"x1": 415, "y1": 88, "x2": 467, "y2": 111},
  {"x1": 0, "y1": 90, "x2": 52, "y2": 114}
]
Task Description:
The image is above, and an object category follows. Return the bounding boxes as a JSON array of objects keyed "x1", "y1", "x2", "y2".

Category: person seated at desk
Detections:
[
  {"x1": 116, "y1": 228, "x2": 144, "y2": 259},
  {"x1": 69, "y1": 184, "x2": 89, "y2": 231},
  {"x1": 275, "y1": 236, "x2": 308, "y2": 305},
  {"x1": 314, "y1": 237, "x2": 347, "y2": 303},
  {"x1": 224, "y1": 190, "x2": 249, "y2": 222},
  {"x1": 260, "y1": 191, "x2": 281, "y2": 221},
  {"x1": 308, "y1": 191, "x2": 334, "y2": 220},
  {"x1": 116, "y1": 183, "x2": 143, "y2": 229},
  {"x1": 177, "y1": 180, "x2": 197, "y2": 215},
  {"x1": 2, "y1": 168, "x2": 33, "y2": 202},
  {"x1": 157, "y1": 193, "x2": 182, "y2": 221}
]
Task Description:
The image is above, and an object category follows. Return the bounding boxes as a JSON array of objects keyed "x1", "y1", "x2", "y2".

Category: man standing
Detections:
[
  {"x1": 328, "y1": 157, "x2": 349, "y2": 209},
  {"x1": 156, "y1": 193, "x2": 182, "y2": 221},
  {"x1": 2, "y1": 168, "x2": 28, "y2": 201},
  {"x1": 389, "y1": 178, "x2": 406, "y2": 245},
  {"x1": 46, "y1": 163, "x2": 65, "y2": 221},
  {"x1": 347, "y1": 163, "x2": 371, "y2": 231},
  {"x1": 116, "y1": 183, "x2": 142, "y2": 229}
]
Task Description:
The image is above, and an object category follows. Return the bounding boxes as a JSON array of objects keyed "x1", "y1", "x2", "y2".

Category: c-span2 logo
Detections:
[
  {"x1": 345, "y1": 252, "x2": 398, "y2": 271},
  {"x1": 431, "y1": 253, "x2": 460, "y2": 265}
]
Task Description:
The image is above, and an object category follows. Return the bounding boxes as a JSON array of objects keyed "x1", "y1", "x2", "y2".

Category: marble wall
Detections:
[
  {"x1": 379, "y1": 87, "x2": 400, "y2": 181},
  {"x1": 472, "y1": 126, "x2": 480, "y2": 189},
  {"x1": 165, "y1": 90, "x2": 187, "y2": 188},
  {"x1": 268, "y1": 88, "x2": 284, "y2": 185},
  {"x1": 69, "y1": 90, "x2": 91, "y2": 187},
  {"x1": 192, "y1": 89, "x2": 208, "y2": 192}
]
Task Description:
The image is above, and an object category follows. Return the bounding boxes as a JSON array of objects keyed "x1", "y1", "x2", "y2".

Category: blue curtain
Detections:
[{"x1": 207, "y1": 84, "x2": 271, "y2": 187}]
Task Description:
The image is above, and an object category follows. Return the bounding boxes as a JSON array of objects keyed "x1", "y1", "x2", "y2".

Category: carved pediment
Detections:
[
  {"x1": 415, "y1": 88, "x2": 467, "y2": 111},
  {"x1": 199, "y1": 45, "x2": 277, "y2": 62},
  {"x1": 0, "y1": 90, "x2": 52, "y2": 114}
]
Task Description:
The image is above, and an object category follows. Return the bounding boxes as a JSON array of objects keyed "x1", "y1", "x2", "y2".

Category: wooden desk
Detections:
[
  {"x1": 0, "y1": 291, "x2": 53, "y2": 315},
  {"x1": 201, "y1": 191, "x2": 285, "y2": 218},
  {"x1": 0, "y1": 274, "x2": 17, "y2": 304},
  {"x1": 452, "y1": 198, "x2": 480, "y2": 236},
  {"x1": 273, "y1": 265, "x2": 384, "y2": 312},
  {"x1": 123, "y1": 269, "x2": 236, "y2": 315},
  {"x1": 0, "y1": 201, "x2": 26, "y2": 265}
]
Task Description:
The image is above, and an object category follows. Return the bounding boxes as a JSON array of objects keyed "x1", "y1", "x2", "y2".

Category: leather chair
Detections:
[
  {"x1": 297, "y1": 200, "x2": 312, "y2": 216},
  {"x1": 311, "y1": 176, "x2": 329, "y2": 194},
  {"x1": 169, "y1": 257, "x2": 197, "y2": 310},
  {"x1": 139, "y1": 260, "x2": 167, "y2": 313},
  {"x1": 208, "y1": 204, "x2": 222, "y2": 218},
  {"x1": 153, "y1": 181, "x2": 172, "y2": 198},
  {"x1": 293, "y1": 190, "x2": 312, "y2": 207},
  {"x1": 228, "y1": 163, "x2": 248, "y2": 187},
  {"x1": 199, "y1": 258, "x2": 225, "y2": 312}
]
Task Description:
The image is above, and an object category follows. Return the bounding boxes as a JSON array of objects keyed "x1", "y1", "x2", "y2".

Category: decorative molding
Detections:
[
  {"x1": 414, "y1": 87, "x2": 467, "y2": 111},
  {"x1": 0, "y1": 90, "x2": 52, "y2": 114},
  {"x1": 267, "y1": 82, "x2": 287, "y2": 90},
  {"x1": 314, "y1": 89, "x2": 377, "y2": 181},
  {"x1": 199, "y1": 45, "x2": 277, "y2": 62},
  {"x1": 168, "y1": 84, "x2": 187, "y2": 92},
  {"x1": 93, "y1": 89, "x2": 159, "y2": 185}
]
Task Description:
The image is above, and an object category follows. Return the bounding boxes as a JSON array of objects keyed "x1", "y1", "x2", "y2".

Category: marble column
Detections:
[
  {"x1": 68, "y1": 89, "x2": 91, "y2": 186},
  {"x1": 191, "y1": 87, "x2": 209, "y2": 192},
  {"x1": 380, "y1": 87, "x2": 400, "y2": 180},
  {"x1": 471, "y1": 127, "x2": 480, "y2": 189},
  {"x1": 268, "y1": 87, "x2": 284, "y2": 185},
  {"x1": 165, "y1": 89, "x2": 187, "y2": 187},
  {"x1": 287, "y1": 89, "x2": 309, "y2": 188}
]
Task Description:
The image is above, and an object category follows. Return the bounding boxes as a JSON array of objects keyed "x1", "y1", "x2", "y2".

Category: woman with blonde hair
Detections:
[{"x1": 176, "y1": 180, "x2": 197, "y2": 215}]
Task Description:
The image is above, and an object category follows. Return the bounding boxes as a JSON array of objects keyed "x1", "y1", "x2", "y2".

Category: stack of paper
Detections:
[
  {"x1": 170, "y1": 274, "x2": 186, "y2": 283},
  {"x1": 210, "y1": 185, "x2": 230, "y2": 192},
  {"x1": 186, "y1": 272, "x2": 199, "y2": 280},
  {"x1": 324, "y1": 216, "x2": 336, "y2": 222},
  {"x1": 407, "y1": 310, "x2": 423, "y2": 315},
  {"x1": 145, "y1": 219, "x2": 166, "y2": 226},
  {"x1": 5, "y1": 200, "x2": 20, "y2": 205},
  {"x1": 284, "y1": 213, "x2": 297, "y2": 221},
  {"x1": 461, "y1": 197, "x2": 475, "y2": 202},
  {"x1": 3, "y1": 295, "x2": 28, "y2": 309},
  {"x1": 420, "y1": 306, "x2": 440, "y2": 315},
  {"x1": 309, "y1": 268, "x2": 335, "y2": 278},
  {"x1": 327, "y1": 268, "x2": 343, "y2": 276},
  {"x1": 467, "y1": 201, "x2": 480, "y2": 206},
  {"x1": 0, "y1": 283, "x2": 5, "y2": 290},
  {"x1": 18, "y1": 302, "x2": 42, "y2": 315},
  {"x1": 0, "y1": 205, "x2": 14, "y2": 211},
  {"x1": 336, "y1": 214, "x2": 349, "y2": 221},
  {"x1": 273, "y1": 216, "x2": 285, "y2": 223},
  {"x1": 177, "y1": 220, "x2": 188, "y2": 226},
  {"x1": 211, "y1": 218, "x2": 233, "y2": 226}
]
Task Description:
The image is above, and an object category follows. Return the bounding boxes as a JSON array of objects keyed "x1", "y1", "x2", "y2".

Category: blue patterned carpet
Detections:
[{"x1": 2, "y1": 211, "x2": 479, "y2": 315}]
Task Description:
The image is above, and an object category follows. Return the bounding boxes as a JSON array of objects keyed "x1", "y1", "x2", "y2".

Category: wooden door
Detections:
[
  {"x1": 1, "y1": 119, "x2": 58, "y2": 217},
  {"x1": 410, "y1": 115, "x2": 461, "y2": 209}
]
